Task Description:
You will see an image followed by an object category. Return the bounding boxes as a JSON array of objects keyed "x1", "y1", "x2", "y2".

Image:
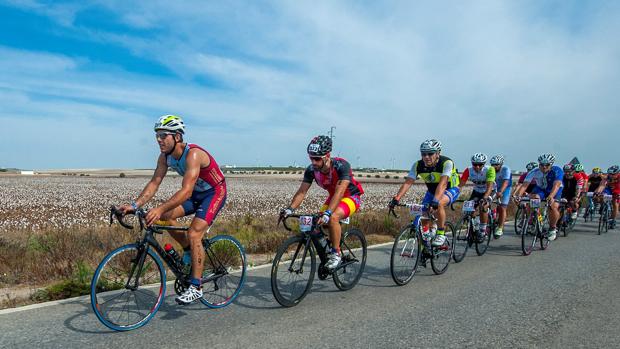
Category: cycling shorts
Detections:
[
  {"x1": 602, "y1": 188, "x2": 620, "y2": 203},
  {"x1": 422, "y1": 187, "x2": 460, "y2": 208},
  {"x1": 532, "y1": 186, "x2": 563, "y2": 201},
  {"x1": 496, "y1": 187, "x2": 512, "y2": 207},
  {"x1": 320, "y1": 195, "x2": 362, "y2": 219},
  {"x1": 181, "y1": 184, "x2": 227, "y2": 225}
]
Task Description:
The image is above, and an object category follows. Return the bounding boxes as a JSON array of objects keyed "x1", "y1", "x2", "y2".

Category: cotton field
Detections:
[{"x1": 0, "y1": 175, "x2": 434, "y2": 231}]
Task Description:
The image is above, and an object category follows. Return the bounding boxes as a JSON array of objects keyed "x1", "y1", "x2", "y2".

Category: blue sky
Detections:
[{"x1": 1, "y1": 0, "x2": 619, "y2": 171}]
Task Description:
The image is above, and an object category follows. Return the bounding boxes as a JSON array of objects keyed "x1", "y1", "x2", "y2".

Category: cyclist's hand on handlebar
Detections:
[
  {"x1": 388, "y1": 197, "x2": 399, "y2": 209},
  {"x1": 118, "y1": 204, "x2": 135, "y2": 215},
  {"x1": 318, "y1": 210, "x2": 332, "y2": 225},
  {"x1": 279, "y1": 207, "x2": 294, "y2": 218},
  {"x1": 430, "y1": 200, "x2": 439, "y2": 210},
  {"x1": 145, "y1": 206, "x2": 164, "y2": 226}
]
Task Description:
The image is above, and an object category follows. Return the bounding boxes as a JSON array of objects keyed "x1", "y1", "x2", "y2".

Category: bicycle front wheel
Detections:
[
  {"x1": 91, "y1": 244, "x2": 165, "y2": 331},
  {"x1": 431, "y1": 223, "x2": 453, "y2": 275},
  {"x1": 521, "y1": 213, "x2": 536, "y2": 256},
  {"x1": 271, "y1": 235, "x2": 316, "y2": 307},
  {"x1": 452, "y1": 218, "x2": 469, "y2": 263},
  {"x1": 333, "y1": 228, "x2": 367, "y2": 290},
  {"x1": 390, "y1": 225, "x2": 420, "y2": 286},
  {"x1": 475, "y1": 217, "x2": 492, "y2": 256},
  {"x1": 200, "y1": 235, "x2": 247, "y2": 308},
  {"x1": 514, "y1": 207, "x2": 523, "y2": 235},
  {"x1": 598, "y1": 207, "x2": 608, "y2": 235}
]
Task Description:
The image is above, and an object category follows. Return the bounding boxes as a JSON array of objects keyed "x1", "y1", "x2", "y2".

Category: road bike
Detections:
[
  {"x1": 597, "y1": 193, "x2": 614, "y2": 235},
  {"x1": 557, "y1": 198, "x2": 577, "y2": 237},
  {"x1": 91, "y1": 206, "x2": 246, "y2": 331},
  {"x1": 388, "y1": 203, "x2": 454, "y2": 286},
  {"x1": 270, "y1": 213, "x2": 367, "y2": 307},
  {"x1": 516, "y1": 197, "x2": 555, "y2": 256},
  {"x1": 451, "y1": 198, "x2": 498, "y2": 262}
]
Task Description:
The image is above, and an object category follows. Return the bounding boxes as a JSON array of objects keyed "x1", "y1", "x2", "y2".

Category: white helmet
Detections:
[
  {"x1": 490, "y1": 155, "x2": 504, "y2": 165},
  {"x1": 471, "y1": 153, "x2": 487, "y2": 164},
  {"x1": 538, "y1": 153, "x2": 555, "y2": 165},
  {"x1": 420, "y1": 139, "x2": 442, "y2": 153},
  {"x1": 154, "y1": 115, "x2": 185, "y2": 134}
]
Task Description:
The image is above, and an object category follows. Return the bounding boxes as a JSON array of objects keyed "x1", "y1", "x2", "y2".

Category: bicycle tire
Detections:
[
  {"x1": 333, "y1": 228, "x2": 367, "y2": 290},
  {"x1": 475, "y1": 216, "x2": 492, "y2": 256},
  {"x1": 431, "y1": 222, "x2": 453, "y2": 275},
  {"x1": 91, "y1": 244, "x2": 165, "y2": 331},
  {"x1": 521, "y1": 212, "x2": 536, "y2": 256},
  {"x1": 271, "y1": 235, "x2": 316, "y2": 307},
  {"x1": 390, "y1": 225, "x2": 420, "y2": 286},
  {"x1": 200, "y1": 235, "x2": 247, "y2": 308},
  {"x1": 514, "y1": 206, "x2": 523, "y2": 235},
  {"x1": 452, "y1": 217, "x2": 469, "y2": 263},
  {"x1": 598, "y1": 206, "x2": 608, "y2": 235},
  {"x1": 540, "y1": 214, "x2": 550, "y2": 250}
]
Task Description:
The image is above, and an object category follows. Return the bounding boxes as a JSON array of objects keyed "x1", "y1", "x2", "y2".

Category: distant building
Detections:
[{"x1": 20, "y1": 170, "x2": 35, "y2": 175}]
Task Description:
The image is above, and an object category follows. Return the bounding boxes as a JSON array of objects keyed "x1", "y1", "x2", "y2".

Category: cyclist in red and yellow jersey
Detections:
[
  {"x1": 281, "y1": 135, "x2": 364, "y2": 270},
  {"x1": 596, "y1": 165, "x2": 620, "y2": 229}
]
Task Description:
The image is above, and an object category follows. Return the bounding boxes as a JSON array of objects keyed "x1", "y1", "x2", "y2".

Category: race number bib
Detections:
[
  {"x1": 603, "y1": 194, "x2": 613, "y2": 202},
  {"x1": 530, "y1": 198, "x2": 541, "y2": 208},
  {"x1": 299, "y1": 216, "x2": 313, "y2": 232},
  {"x1": 409, "y1": 204, "x2": 424, "y2": 215},
  {"x1": 462, "y1": 200, "x2": 476, "y2": 213},
  {"x1": 339, "y1": 217, "x2": 350, "y2": 225}
]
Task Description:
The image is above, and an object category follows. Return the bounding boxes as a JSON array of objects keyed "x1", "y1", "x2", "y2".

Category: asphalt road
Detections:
[{"x1": 2, "y1": 220, "x2": 620, "y2": 349}]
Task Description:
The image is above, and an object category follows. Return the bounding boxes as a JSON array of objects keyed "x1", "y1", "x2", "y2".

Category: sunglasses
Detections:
[
  {"x1": 472, "y1": 163, "x2": 484, "y2": 167},
  {"x1": 309, "y1": 156, "x2": 324, "y2": 162},
  {"x1": 155, "y1": 132, "x2": 174, "y2": 140},
  {"x1": 539, "y1": 164, "x2": 551, "y2": 168},
  {"x1": 421, "y1": 152, "x2": 436, "y2": 157}
]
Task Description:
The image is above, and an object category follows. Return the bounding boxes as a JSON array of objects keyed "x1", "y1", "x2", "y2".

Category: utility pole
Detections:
[{"x1": 328, "y1": 126, "x2": 336, "y2": 141}]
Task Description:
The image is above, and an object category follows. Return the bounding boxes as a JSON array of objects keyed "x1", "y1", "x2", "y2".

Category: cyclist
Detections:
[
  {"x1": 514, "y1": 153, "x2": 564, "y2": 241},
  {"x1": 490, "y1": 155, "x2": 512, "y2": 238},
  {"x1": 584, "y1": 167, "x2": 604, "y2": 219},
  {"x1": 281, "y1": 135, "x2": 364, "y2": 270},
  {"x1": 513, "y1": 162, "x2": 538, "y2": 196},
  {"x1": 595, "y1": 165, "x2": 620, "y2": 229},
  {"x1": 390, "y1": 139, "x2": 460, "y2": 247},
  {"x1": 118, "y1": 115, "x2": 227, "y2": 305},
  {"x1": 458, "y1": 153, "x2": 496, "y2": 242},
  {"x1": 561, "y1": 164, "x2": 582, "y2": 220}
]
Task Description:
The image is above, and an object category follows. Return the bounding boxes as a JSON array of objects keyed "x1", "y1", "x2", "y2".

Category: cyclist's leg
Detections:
[
  {"x1": 435, "y1": 187, "x2": 460, "y2": 234},
  {"x1": 326, "y1": 195, "x2": 361, "y2": 251},
  {"x1": 420, "y1": 191, "x2": 435, "y2": 230},
  {"x1": 160, "y1": 206, "x2": 190, "y2": 247},
  {"x1": 496, "y1": 186, "x2": 511, "y2": 232},
  {"x1": 548, "y1": 189, "x2": 562, "y2": 230}
]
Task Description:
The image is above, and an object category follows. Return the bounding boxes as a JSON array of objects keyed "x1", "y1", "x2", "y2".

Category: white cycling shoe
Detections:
[{"x1": 175, "y1": 284, "x2": 203, "y2": 305}]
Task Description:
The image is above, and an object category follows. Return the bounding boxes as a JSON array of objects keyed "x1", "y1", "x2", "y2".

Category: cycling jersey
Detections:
[
  {"x1": 525, "y1": 166, "x2": 564, "y2": 198},
  {"x1": 167, "y1": 144, "x2": 225, "y2": 192},
  {"x1": 495, "y1": 165, "x2": 513, "y2": 191},
  {"x1": 562, "y1": 175, "x2": 579, "y2": 200},
  {"x1": 605, "y1": 173, "x2": 620, "y2": 195},
  {"x1": 460, "y1": 165, "x2": 496, "y2": 193},
  {"x1": 406, "y1": 155, "x2": 460, "y2": 194},
  {"x1": 518, "y1": 171, "x2": 537, "y2": 193},
  {"x1": 574, "y1": 172, "x2": 588, "y2": 189},
  {"x1": 303, "y1": 157, "x2": 364, "y2": 197},
  {"x1": 587, "y1": 175, "x2": 603, "y2": 193}
]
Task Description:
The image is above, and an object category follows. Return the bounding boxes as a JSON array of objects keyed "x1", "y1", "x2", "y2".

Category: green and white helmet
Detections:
[
  {"x1": 573, "y1": 163, "x2": 584, "y2": 172},
  {"x1": 154, "y1": 115, "x2": 185, "y2": 134}
]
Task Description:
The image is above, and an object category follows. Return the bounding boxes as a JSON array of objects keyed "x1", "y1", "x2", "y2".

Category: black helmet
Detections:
[{"x1": 307, "y1": 135, "x2": 332, "y2": 156}]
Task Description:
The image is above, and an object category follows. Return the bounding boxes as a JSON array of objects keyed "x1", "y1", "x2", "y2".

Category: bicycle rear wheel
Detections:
[
  {"x1": 271, "y1": 235, "x2": 315, "y2": 307},
  {"x1": 91, "y1": 244, "x2": 165, "y2": 331},
  {"x1": 452, "y1": 218, "x2": 469, "y2": 263},
  {"x1": 200, "y1": 235, "x2": 247, "y2": 308},
  {"x1": 333, "y1": 228, "x2": 367, "y2": 290},
  {"x1": 390, "y1": 225, "x2": 420, "y2": 286},
  {"x1": 431, "y1": 223, "x2": 453, "y2": 275}
]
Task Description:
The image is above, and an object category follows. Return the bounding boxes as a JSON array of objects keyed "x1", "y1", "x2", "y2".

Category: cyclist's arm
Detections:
[
  {"x1": 484, "y1": 166, "x2": 496, "y2": 197},
  {"x1": 157, "y1": 148, "x2": 203, "y2": 213},
  {"x1": 595, "y1": 176, "x2": 607, "y2": 194},
  {"x1": 548, "y1": 180, "x2": 562, "y2": 201},
  {"x1": 498, "y1": 179, "x2": 509, "y2": 196},
  {"x1": 394, "y1": 177, "x2": 415, "y2": 201},
  {"x1": 134, "y1": 154, "x2": 168, "y2": 207},
  {"x1": 484, "y1": 181, "x2": 494, "y2": 198},
  {"x1": 327, "y1": 179, "x2": 350, "y2": 212},
  {"x1": 289, "y1": 182, "x2": 311, "y2": 210}
]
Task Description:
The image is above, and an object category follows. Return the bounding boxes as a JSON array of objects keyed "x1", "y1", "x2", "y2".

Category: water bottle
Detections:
[
  {"x1": 164, "y1": 243, "x2": 182, "y2": 267},
  {"x1": 473, "y1": 216, "x2": 480, "y2": 231},
  {"x1": 422, "y1": 224, "x2": 432, "y2": 242}
]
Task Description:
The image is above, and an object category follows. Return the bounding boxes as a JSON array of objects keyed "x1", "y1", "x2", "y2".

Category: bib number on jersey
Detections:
[{"x1": 462, "y1": 200, "x2": 476, "y2": 212}]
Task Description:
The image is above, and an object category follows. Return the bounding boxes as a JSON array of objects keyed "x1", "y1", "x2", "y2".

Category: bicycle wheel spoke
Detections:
[{"x1": 200, "y1": 236, "x2": 246, "y2": 308}]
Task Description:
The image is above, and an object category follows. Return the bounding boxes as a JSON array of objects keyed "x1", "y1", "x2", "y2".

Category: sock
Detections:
[
  {"x1": 190, "y1": 277, "x2": 201, "y2": 288},
  {"x1": 436, "y1": 229, "x2": 445, "y2": 236},
  {"x1": 331, "y1": 247, "x2": 341, "y2": 255}
]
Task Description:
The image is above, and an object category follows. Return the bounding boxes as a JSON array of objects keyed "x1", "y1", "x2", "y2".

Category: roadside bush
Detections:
[{"x1": 119, "y1": 173, "x2": 126, "y2": 178}]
